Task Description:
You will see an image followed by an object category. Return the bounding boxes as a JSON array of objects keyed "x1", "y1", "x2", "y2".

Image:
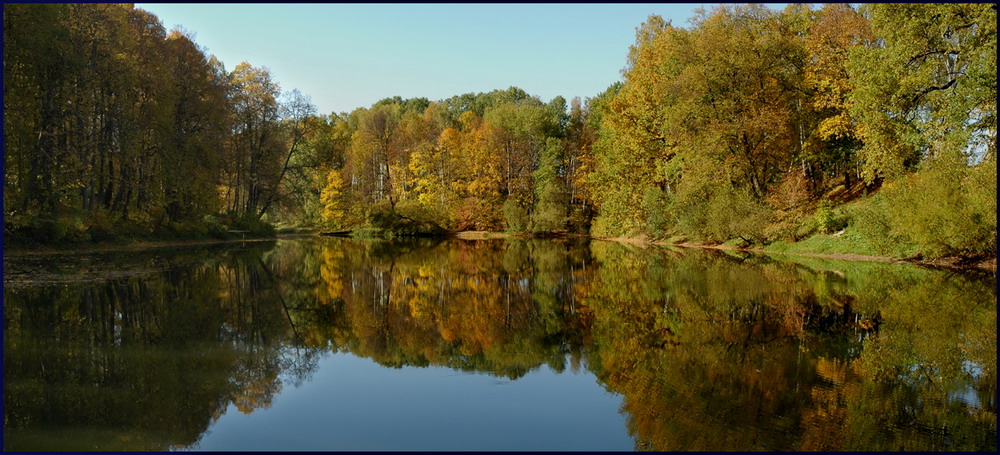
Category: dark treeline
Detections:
[
  {"x1": 4, "y1": 3, "x2": 314, "y2": 242},
  {"x1": 4, "y1": 3, "x2": 996, "y2": 258}
]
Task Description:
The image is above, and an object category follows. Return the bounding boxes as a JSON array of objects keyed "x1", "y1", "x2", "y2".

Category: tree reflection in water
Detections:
[{"x1": 4, "y1": 238, "x2": 995, "y2": 451}]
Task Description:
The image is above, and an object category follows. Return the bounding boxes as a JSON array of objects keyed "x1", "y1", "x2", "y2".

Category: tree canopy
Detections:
[{"x1": 4, "y1": 3, "x2": 995, "y2": 258}]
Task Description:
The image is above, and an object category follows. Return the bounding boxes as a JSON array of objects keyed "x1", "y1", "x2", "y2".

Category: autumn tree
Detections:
[
  {"x1": 453, "y1": 111, "x2": 505, "y2": 230},
  {"x1": 800, "y1": 4, "x2": 874, "y2": 190},
  {"x1": 224, "y1": 62, "x2": 283, "y2": 218},
  {"x1": 588, "y1": 14, "x2": 681, "y2": 236},
  {"x1": 4, "y1": 4, "x2": 235, "y2": 241},
  {"x1": 319, "y1": 169, "x2": 348, "y2": 229},
  {"x1": 847, "y1": 3, "x2": 996, "y2": 181},
  {"x1": 346, "y1": 102, "x2": 401, "y2": 207},
  {"x1": 563, "y1": 97, "x2": 598, "y2": 230}
]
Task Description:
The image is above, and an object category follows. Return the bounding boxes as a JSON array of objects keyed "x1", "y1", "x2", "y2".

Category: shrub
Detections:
[
  {"x1": 641, "y1": 186, "x2": 672, "y2": 239},
  {"x1": 795, "y1": 218, "x2": 818, "y2": 240},
  {"x1": 86, "y1": 210, "x2": 118, "y2": 242},
  {"x1": 530, "y1": 201, "x2": 567, "y2": 233},
  {"x1": 671, "y1": 182, "x2": 769, "y2": 244},
  {"x1": 202, "y1": 215, "x2": 229, "y2": 239},
  {"x1": 502, "y1": 199, "x2": 530, "y2": 234},
  {"x1": 589, "y1": 189, "x2": 646, "y2": 238},
  {"x1": 228, "y1": 215, "x2": 276, "y2": 238},
  {"x1": 850, "y1": 194, "x2": 905, "y2": 255},
  {"x1": 671, "y1": 182, "x2": 711, "y2": 241},
  {"x1": 813, "y1": 200, "x2": 848, "y2": 234},
  {"x1": 705, "y1": 186, "x2": 769, "y2": 244},
  {"x1": 851, "y1": 155, "x2": 996, "y2": 258},
  {"x1": 566, "y1": 204, "x2": 594, "y2": 234},
  {"x1": 767, "y1": 169, "x2": 812, "y2": 211},
  {"x1": 366, "y1": 200, "x2": 446, "y2": 237},
  {"x1": 454, "y1": 197, "x2": 502, "y2": 231},
  {"x1": 39, "y1": 218, "x2": 68, "y2": 243}
]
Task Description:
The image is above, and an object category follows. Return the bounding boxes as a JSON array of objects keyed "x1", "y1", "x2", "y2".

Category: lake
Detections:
[{"x1": 3, "y1": 237, "x2": 996, "y2": 451}]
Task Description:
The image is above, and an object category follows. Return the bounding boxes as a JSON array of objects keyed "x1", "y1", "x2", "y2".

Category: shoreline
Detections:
[
  {"x1": 5, "y1": 231, "x2": 994, "y2": 273},
  {"x1": 593, "y1": 237, "x2": 997, "y2": 273},
  {"x1": 3, "y1": 236, "x2": 284, "y2": 257}
]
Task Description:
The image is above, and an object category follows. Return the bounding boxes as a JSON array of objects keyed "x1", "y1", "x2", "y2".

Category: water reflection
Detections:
[
  {"x1": 3, "y1": 238, "x2": 995, "y2": 451},
  {"x1": 581, "y1": 243, "x2": 996, "y2": 451}
]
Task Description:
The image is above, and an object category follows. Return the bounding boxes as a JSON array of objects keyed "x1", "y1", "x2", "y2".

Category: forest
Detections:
[{"x1": 3, "y1": 3, "x2": 996, "y2": 259}]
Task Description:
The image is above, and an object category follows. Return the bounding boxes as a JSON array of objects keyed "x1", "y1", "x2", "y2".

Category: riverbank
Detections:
[
  {"x1": 446, "y1": 230, "x2": 995, "y2": 272},
  {"x1": 2, "y1": 236, "x2": 288, "y2": 257},
  {"x1": 3, "y1": 229, "x2": 506, "y2": 257},
  {"x1": 447, "y1": 230, "x2": 589, "y2": 240},
  {"x1": 593, "y1": 237, "x2": 996, "y2": 273},
  {"x1": 5, "y1": 229, "x2": 993, "y2": 273}
]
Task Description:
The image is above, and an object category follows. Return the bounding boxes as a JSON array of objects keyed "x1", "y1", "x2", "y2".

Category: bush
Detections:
[
  {"x1": 246, "y1": 219, "x2": 277, "y2": 237},
  {"x1": 671, "y1": 182, "x2": 711, "y2": 240},
  {"x1": 37, "y1": 218, "x2": 68, "y2": 243},
  {"x1": 86, "y1": 210, "x2": 118, "y2": 242},
  {"x1": 641, "y1": 186, "x2": 672, "y2": 239},
  {"x1": 227, "y1": 215, "x2": 276, "y2": 237},
  {"x1": 851, "y1": 156, "x2": 996, "y2": 258},
  {"x1": 965, "y1": 158, "x2": 997, "y2": 252},
  {"x1": 767, "y1": 169, "x2": 812, "y2": 211},
  {"x1": 590, "y1": 189, "x2": 646, "y2": 238},
  {"x1": 366, "y1": 200, "x2": 446, "y2": 237},
  {"x1": 451, "y1": 197, "x2": 502, "y2": 231},
  {"x1": 795, "y1": 218, "x2": 819, "y2": 240},
  {"x1": 530, "y1": 202, "x2": 567, "y2": 233},
  {"x1": 502, "y1": 199, "x2": 530, "y2": 234},
  {"x1": 850, "y1": 194, "x2": 905, "y2": 255},
  {"x1": 566, "y1": 204, "x2": 594, "y2": 234},
  {"x1": 813, "y1": 200, "x2": 848, "y2": 234},
  {"x1": 671, "y1": 182, "x2": 769, "y2": 244},
  {"x1": 704, "y1": 187, "x2": 769, "y2": 244},
  {"x1": 202, "y1": 215, "x2": 229, "y2": 239}
]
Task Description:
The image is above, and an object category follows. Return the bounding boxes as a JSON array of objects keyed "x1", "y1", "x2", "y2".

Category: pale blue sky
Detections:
[{"x1": 137, "y1": 3, "x2": 788, "y2": 115}]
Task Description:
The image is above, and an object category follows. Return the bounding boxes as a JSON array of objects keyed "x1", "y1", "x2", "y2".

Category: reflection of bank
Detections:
[
  {"x1": 3, "y1": 242, "x2": 319, "y2": 451},
  {"x1": 581, "y1": 242, "x2": 997, "y2": 451},
  {"x1": 3, "y1": 238, "x2": 996, "y2": 451},
  {"x1": 310, "y1": 237, "x2": 593, "y2": 379}
]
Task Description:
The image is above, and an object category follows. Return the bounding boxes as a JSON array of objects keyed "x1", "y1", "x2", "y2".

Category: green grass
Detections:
[{"x1": 763, "y1": 225, "x2": 917, "y2": 259}]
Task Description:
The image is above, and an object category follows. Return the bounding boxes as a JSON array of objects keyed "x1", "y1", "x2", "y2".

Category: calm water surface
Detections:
[{"x1": 3, "y1": 237, "x2": 996, "y2": 451}]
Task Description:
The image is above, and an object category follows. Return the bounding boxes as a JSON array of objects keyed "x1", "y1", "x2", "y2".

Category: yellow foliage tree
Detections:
[{"x1": 319, "y1": 169, "x2": 346, "y2": 228}]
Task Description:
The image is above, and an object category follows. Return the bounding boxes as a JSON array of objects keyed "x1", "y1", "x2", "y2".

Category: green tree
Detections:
[
  {"x1": 847, "y1": 3, "x2": 997, "y2": 180},
  {"x1": 531, "y1": 138, "x2": 568, "y2": 233}
]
